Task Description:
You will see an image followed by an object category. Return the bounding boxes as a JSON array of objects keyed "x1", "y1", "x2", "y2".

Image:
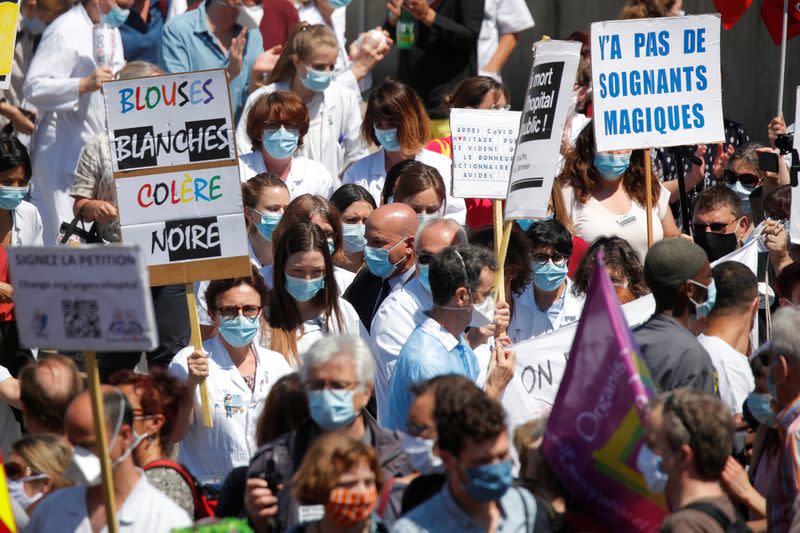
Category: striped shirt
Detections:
[{"x1": 768, "y1": 397, "x2": 800, "y2": 531}]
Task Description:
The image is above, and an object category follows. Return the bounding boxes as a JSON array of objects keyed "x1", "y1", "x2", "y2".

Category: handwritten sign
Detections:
[
  {"x1": 591, "y1": 14, "x2": 724, "y2": 152},
  {"x1": 0, "y1": 0, "x2": 20, "y2": 91},
  {"x1": 450, "y1": 109, "x2": 520, "y2": 199},
  {"x1": 8, "y1": 246, "x2": 157, "y2": 351},
  {"x1": 104, "y1": 70, "x2": 236, "y2": 172},
  {"x1": 505, "y1": 40, "x2": 581, "y2": 220}
]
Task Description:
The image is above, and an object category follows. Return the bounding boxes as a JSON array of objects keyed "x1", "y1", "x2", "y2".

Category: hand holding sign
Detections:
[
  {"x1": 187, "y1": 350, "x2": 210, "y2": 387},
  {"x1": 485, "y1": 335, "x2": 516, "y2": 400},
  {"x1": 80, "y1": 67, "x2": 114, "y2": 94}
]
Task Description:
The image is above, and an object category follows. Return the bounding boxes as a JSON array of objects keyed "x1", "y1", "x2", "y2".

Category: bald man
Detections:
[
  {"x1": 344, "y1": 203, "x2": 420, "y2": 332},
  {"x1": 28, "y1": 388, "x2": 191, "y2": 532},
  {"x1": 370, "y1": 219, "x2": 467, "y2": 423},
  {"x1": 19, "y1": 354, "x2": 84, "y2": 434}
]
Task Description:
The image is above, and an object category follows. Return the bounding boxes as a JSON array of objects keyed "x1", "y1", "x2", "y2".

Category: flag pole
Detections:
[{"x1": 777, "y1": 0, "x2": 789, "y2": 116}]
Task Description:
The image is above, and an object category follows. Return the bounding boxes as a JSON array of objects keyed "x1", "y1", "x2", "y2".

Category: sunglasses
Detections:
[
  {"x1": 722, "y1": 169, "x2": 759, "y2": 188},
  {"x1": 691, "y1": 220, "x2": 738, "y2": 234},
  {"x1": 417, "y1": 252, "x2": 434, "y2": 265},
  {"x1": 4, "y1": 463, "x2": 29, "y2": 479}
]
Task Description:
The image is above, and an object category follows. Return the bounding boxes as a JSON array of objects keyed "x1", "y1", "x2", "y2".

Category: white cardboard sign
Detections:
[
  {"x1": 104, "y1": 70, "x2": 236, "y2": 172},
  {"x1": 450, "y1": 109, "x2": 521, "y2": 199},
  {"x1": 591, "y1": 14, "x2": 724, "y2": 152},
  {"x1": 8, "y1": 246, "x2": 157, "y2": 351},
  {"x1": 505, "y1": 40, "x2": 581, "y2": 220}
]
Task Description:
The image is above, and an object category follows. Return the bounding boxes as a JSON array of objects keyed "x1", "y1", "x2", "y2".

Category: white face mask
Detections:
[
  {"x1": 8, "y1": 474, "x2": 47, "y2": 510},
  {"x1": 469, "y1": 295, "x2": 495, "y2": 328}
]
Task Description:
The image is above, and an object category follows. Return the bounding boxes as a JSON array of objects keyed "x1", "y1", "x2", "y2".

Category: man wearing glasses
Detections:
[{"x1": 518, "y1": 219, "x2": 584, "y2": 339}]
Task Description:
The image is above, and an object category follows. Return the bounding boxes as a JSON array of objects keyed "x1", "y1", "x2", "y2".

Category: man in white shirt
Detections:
[
  {"x1": 370, "y1": 218, "x2": 468, "y2": 424},
  {"x1": 698, "y1": 262, "x2": 758, "y2": 414},
  {"x1": 27, "y1": 387, "x2": 192, "y2": 533}
]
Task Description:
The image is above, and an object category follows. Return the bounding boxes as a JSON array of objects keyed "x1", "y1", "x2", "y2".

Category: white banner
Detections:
[
  {"x1": 591, "y1": 14, "x2": 724, "y2": 152},
  {"x1": 8, "y1": 246, "x2": 157, "y2": 351},
  {"x1": 450, "y1": 109, "x2": 520, "y2": 199},
  {"x1": 104, "y1": 70, "x2": 236, "y2": 172},
  {"x1": 505, "y1": 40, "x2": 581, "y2": 220},
  {"x1": 115, "y1": 164, "x2": 243, "y2": 226},
  {"x1": 791, "y1": 87, "x2": 800, "y2": 245}
]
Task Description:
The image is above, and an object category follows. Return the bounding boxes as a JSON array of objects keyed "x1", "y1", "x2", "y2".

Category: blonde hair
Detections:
[
  {"x1": 12, "y1": 434, "x2": 74, "y2": 490},
  {"x1": 117, "y1": 61, "x2": 164, "y2": 81},
  {"x1": 267, "y1": 23, "x2": 339, "y2": 85}
]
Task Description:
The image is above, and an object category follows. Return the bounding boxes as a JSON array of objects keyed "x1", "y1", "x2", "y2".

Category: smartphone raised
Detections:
[{"x1": 758, "y1": 151, "x2": 779, "y2": 173}]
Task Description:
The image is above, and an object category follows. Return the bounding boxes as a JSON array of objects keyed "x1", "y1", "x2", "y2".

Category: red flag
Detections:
[
  {"x1": 714, "y1": 0, "x2": 754, "y2": 29},
  {"x1": 761, "y1": 0, "x2": 800, "y2": 45}
]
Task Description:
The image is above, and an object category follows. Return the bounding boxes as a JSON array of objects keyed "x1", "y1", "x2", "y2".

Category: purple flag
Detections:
[{"x1": 541, "y1": 253, "x2": 667, "y2": 531}]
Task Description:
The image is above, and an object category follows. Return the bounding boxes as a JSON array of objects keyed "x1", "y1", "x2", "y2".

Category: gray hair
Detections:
[
  {"x1": 730, "y1": 142, "x2": 765, "y2": 173},
  {"x1": 414, "y1": 219, "x2": 468, "y2": 250},
  {"x1": 300, "y1": 335, "x2": 375, "y2": 387},
  {"x1": 771, "y1": 307, "x2": 800, "y2": 368}
]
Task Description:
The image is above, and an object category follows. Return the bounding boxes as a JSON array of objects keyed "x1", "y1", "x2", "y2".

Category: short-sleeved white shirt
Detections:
[
  {"x1": 26, "y1": 472, "x2": 192, "y2": 533},
  {"x1": 561, "y1": 183, "x2": 671, "y2": 261},
  {"x1": 169, "y1": 336, "x2": 292, "y2": 485},
  {"x1": 698, "y1": 334, "x2": 755, "y2": 414},
  {"x1": 238, "y1": 152, "x2": 339, "y2": 199}
]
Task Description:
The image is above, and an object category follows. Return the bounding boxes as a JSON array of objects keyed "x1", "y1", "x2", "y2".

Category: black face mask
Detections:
[{"x1": 694, "y1": 231, "x2": 738, "y2": 262}]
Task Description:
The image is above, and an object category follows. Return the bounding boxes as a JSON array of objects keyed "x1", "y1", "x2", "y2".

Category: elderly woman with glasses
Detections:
[{"x1": 169, "y1": 266, "x2": 292, "y2": 488}]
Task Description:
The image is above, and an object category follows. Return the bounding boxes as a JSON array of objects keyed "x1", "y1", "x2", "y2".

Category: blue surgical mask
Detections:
[
  {"x1": 301, "y1": 66, "x2": 334, "y2": 93},
  {"x1": 594, "y1": 152, "x2": 631, "y2": 180},
  {"x1": 364, "y1": 239, "x2": 406, "y2": 278},
  {"x1": 463, "y1": 460, "x2": 513, "y2": 502},
  {"x1": 374, "y1": 127, "x2": 401, "y2": 152},
  {"x1": 636, "y1": 443, "x2": 667, "y2": 493},
  {"x1": 327, "y1": 0, "x2": 352, "y2": 7},
  {"x1": 308, "y1": 389, "x2": 357, "y2": 430},
  {"x1": 532, "y1": 260, "x2": 568, "y2": 292},
  {"x1": 745, "y1": 392, "x2": 777, "y2": 428},
  {"x1": 688, "y1": 278, "x2": 717, "y2": 319},
  {"x1": 218, "y1": 315, "x2": 260, "y2": 347},
  {"x1": 255, "y1": 211, "x2": 282, "y2": 241},
  {"x1": 101, "y1": 4, "x2": 130, "y2": 27},
  {"x1": 728, "y1": 181, "x2": 754, "y2": 214},
  {"x1": 0, "y1": 185, "x2": 28, "y2": 210},
  {"x1": 417, "y1": 212, "x2": 438, "y2": 229},
  {"x1": 342, "y1": 223, "x2": 366, "y2": 253},
  {"x1": 262, "y1": 127, "x2": 299, "y2": 160},
  {"x1": 285, "y1": 274, "x2": 325, "y2": 302},
  {"x1": 402, "y1": 435, "x2": 443, "y2": 475},
  {"x1": 419, "y1": 264, "x2": 431, "y2": 293},
  {"x1": 327, "y1": 239, "x2": 335, "y2": 256}
]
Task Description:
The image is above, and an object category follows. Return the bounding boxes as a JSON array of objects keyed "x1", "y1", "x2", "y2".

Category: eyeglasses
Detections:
[
  {"x1": 691, "y1": 218, "x2": 739, "y2": 234},
  {"x1": 215, "y1": 305, "x2": 262, "y2": 319},
  {"x1": 722, "y1": 169, "x2": 759, "y2": 188},
  {"x1": 262, "y1": 122, "x2": 298, "y2": 134},
  {"x1": 531, "y1": 253, "x2": 568, "y2": 267},
  {"x1": 417, "y1": 252, "x2": 434, "y2": 265},
  {"x1": 305, "y1": 378, "x2": 358, "y2": 391}
]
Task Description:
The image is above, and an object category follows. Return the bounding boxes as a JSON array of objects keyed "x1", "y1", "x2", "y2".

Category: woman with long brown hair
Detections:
[{"x1": 558, "y1": 122, "x2": 680, "y2": 260}]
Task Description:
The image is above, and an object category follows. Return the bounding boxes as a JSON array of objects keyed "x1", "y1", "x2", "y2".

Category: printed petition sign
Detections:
[
  {"x1": 8, "y1": 246, "x2": 158, "y2": 352},
  {"x1": 450, "y1": 108, "x2": 520, "y2": 199},
  {"x1": 505, "y1": 40, "x2": 581, "y2": 220},
  {"x1": 591, "y1": 14, "x2": 724, "y2": 152},
  {"x1": 103, "y1": 70, "x2": 249, "y2": 285}
]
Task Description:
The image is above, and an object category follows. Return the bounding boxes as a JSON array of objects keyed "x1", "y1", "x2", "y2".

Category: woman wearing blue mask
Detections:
[
  {"x1": 235, "y1": 23, "x2": 370, "y2": 178},
  {"x1": 267, "y1": 222, "x2": 365, "y2": 367},
  {"x1": 342, "y1": 79, "x2": 466, "y2": 224},
  {"x1": 558, "y1": 122, "x2": 680, "y2": 261},
  {"x1": 239, "y1": 90, "x2": 337, "y2": 199},
  {"x1": 23, "y1": 0, "x2": 126, "y2": 244},
  {"x1": 170, "y1": 268, "x2": 292, "y2": 487},
  {"x1": 391, "y1": 161, "x2": 447, "y2": 231},
  {"x1": 330, "y1": 184, "x2": 376, "y2": 274}
]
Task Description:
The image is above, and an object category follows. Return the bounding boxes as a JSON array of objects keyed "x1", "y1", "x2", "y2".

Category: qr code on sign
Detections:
[{"x1": 62, "y1": 299, "x2": 101, "y2": 339}]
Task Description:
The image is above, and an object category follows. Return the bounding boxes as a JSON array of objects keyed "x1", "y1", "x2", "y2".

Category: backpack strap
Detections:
[
  {"x1": 376, "y1": 476, "x2": 396, "y2": 518},
  {"x1": 681, "y1": 501, "x2": 733, "y2": 530},
  {"x1": 144, "y1": 460, "x2": 201, "y2": 511}
]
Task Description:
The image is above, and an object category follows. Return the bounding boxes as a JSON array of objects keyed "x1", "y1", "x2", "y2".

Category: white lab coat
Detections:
[
  {"x1": 8, "y1": 200, "x2": 43, "y2": 246},
  {"x1": 238, "y1": 151, "x2": 339, "y2": 199},
  {"x1": 235, "y1": 80, "x2": 367, "y2": 178},
  {"x1": 342, "y1": 148, "x2": 467, "y2": 224},
  {"x1": 514, "y1": 278, "x2": 585, "y2": 340},
  {"x1": 477, "y1": 0, "x2": 534, "y2": 82},
  {"x1": 23, "y1": 3, "x2": 125, "y2": 244}
]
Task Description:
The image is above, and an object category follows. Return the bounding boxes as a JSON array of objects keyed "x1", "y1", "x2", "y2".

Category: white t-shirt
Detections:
[
  {"x1": 698, "y1": 334, "x2": 755, "y2": 414},
  {"x1": 477, "y1": 0, "x2": 534, "y2": 81},
  {"x1": 238, "y1": 151, "x2": 339, "y2": 199},
  {"x1": 27, "y1": 472, "x2": 192, "y2": 533},
  {"x1": 561, "y1": 183, "x2": 671, "y2": 261},
  {"x1": 169, "y1": 336, "x2": 292, "y2": 485}
]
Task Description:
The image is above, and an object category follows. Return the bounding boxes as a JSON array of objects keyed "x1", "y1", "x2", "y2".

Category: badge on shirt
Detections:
[
  {"x1": 297, "y1": 505, "x2": 325, "y2": 524},
  {"x1": 617, "y1": 214, "x2": 637, "y2": 227}
]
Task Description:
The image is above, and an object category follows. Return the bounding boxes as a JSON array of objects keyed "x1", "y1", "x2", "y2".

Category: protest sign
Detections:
[
  {"x1": 450, "y1": 108, "x2": 520, "y2": 199},
  {"x1": 505, "y1": 40, "x2": 581, "y2": 220},
  {"x1": 7, "y1": 246, "x2": 157, "y2": 352},
  {"x1": 591, "y1": 14, "x2": 724, "y2": 152},
  {"x1": 104, "y1": 70, "x2": 236, "y2": 172},
  {"x1": 542, "y1": 259, "x2": 666, "y2": 531},
  {"x1": 0, "y1": 0, "x2": 20, "y2": 91}
]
